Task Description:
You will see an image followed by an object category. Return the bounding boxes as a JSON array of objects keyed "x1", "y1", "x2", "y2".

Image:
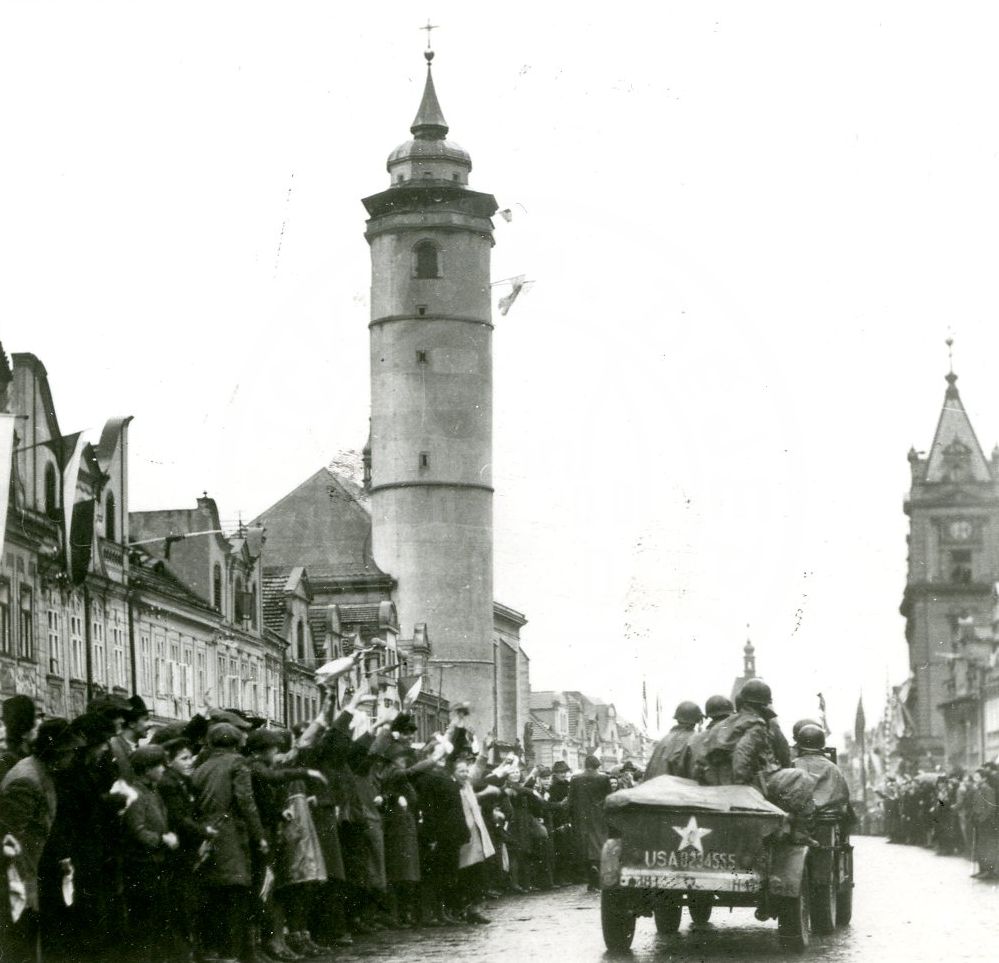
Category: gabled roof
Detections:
[
  {"x1": 530, "y1": 691, "x2": 560, "y2": 711},
  {"x1": 252, "y1": 467, "x2": 385, "y2": 579},
  {"x1": 129, "y1": 547, "x2": 217, "y2": 613},
  {"x1": 925, "y1": 373, "x2": 992, "y2": 484}
]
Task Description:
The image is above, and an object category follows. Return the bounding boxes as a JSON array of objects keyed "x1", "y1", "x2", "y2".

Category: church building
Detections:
[{"x1": 900, "y1": 362, "x2": 999, "y2": 767}]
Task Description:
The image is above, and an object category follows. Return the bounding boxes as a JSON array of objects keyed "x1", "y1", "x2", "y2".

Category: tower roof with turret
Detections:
[{"x1": 924, "y1": 371, "x2": 992, "y2": 484}]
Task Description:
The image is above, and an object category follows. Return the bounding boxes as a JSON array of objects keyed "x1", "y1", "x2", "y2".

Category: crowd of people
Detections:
[
  {"x1": 0, "y1": 653, "x2": 640, "y2": 963},
  {"x1": 878, "y1": 765, "x2": 999, "y2": 878}
]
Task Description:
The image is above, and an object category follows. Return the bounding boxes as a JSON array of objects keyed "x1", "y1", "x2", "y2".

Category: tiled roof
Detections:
[
  {"x1": 529, "y1": 691, "x2": 558, "y2": 710},
  {"x1": 261, "y1": 572, "x2": 287, "y2": 635},
  {"x1": 252, "y1": 467, "x2": 385, "y2": 579},
  {"x1": 338, "y1": 602, "x2": 397, "y2": 631}
]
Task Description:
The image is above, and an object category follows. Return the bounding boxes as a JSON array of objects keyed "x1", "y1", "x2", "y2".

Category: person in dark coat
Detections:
[
  {"x1": 567, "y1": 755, "x2": 611, "y2": 891},
  {"x1": 0, "y1": 696, "x2": 37, "y2": 783},
  {"x1": 192, "y1": 722, "x2": 267, "y2": 961},
  {"x1": 159, "y1": 738, "x2": 215, "y2": 963},
  {"x1": 696, "y1": 680, "x2": 781, "y2": 787},
  {"x1": 547, "y1": 760, "x2": 575, "y2": 884},
  {"x1": 646, "y1": 701, "x2": 704, "y2": 779},
  {"x1": 969, "y1": 769, "x2": 999, "y2": 878},
  {"x1": 409, "y1": 740, "x2": 470, "y2": 925},
  {"x1": 381, "y1": 744, "x2": 421, "y2": 925},
  {"x1": 120, "y1": 745, "x2": 178, "y2": 963},
  {"x1": 0, "y1": 719, "x2": 82, "y2": 963}
]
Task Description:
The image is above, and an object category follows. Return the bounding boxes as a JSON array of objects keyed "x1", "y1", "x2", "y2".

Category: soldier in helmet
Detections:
[
  {"x1": 792, "y1": 724, "x2": 853, "y2": 825},
  {"x1": 645, "y1": 702, "x2": 703, "y2": 779},
  {"x1": 688, "y1": 696, "x2": 733, "y2": 783},
  {"x1": 695, "y1": 679, "x2": 781, "y2": 787}
]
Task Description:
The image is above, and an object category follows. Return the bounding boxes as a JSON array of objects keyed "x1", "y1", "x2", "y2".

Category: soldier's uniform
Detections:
[{"x1": 645, "y1": 703, "x2": 704, "y2": 780}]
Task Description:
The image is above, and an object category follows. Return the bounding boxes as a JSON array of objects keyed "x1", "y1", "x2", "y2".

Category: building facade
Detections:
[{"x1": 901, "y1": 366, "x2": 999, "y2": 766}]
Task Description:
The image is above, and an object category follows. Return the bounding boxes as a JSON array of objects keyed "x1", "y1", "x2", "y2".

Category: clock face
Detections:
[{"x1": 948, "y1": 520, "x2": 974, "y2": 541}]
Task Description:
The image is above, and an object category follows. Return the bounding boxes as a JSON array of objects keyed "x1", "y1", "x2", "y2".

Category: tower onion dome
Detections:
[{"x1": 387, "y1": 49, "x2": 472, "y2": 184}]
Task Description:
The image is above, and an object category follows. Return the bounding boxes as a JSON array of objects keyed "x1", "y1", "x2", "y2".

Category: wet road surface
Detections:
[{"x1": 329, "y1": 836, "x2": 998, "y2": 962}]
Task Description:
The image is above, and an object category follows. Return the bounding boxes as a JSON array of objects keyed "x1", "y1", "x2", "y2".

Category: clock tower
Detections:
[{"x1": 900, "y1": 365, "x2": 999, "y2": 764}]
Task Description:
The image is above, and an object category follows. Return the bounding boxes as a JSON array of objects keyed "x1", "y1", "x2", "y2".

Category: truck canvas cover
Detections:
[{"x1": 605, "y1": 774, "x2": 787, "y2": 815}]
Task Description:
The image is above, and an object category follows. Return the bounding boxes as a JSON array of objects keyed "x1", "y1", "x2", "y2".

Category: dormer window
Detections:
[{"x1": 413, "y1": 241, "x2": 441, "y2": 279}]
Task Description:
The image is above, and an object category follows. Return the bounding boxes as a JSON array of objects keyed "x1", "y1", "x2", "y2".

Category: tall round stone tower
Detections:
[{"x1": 362, "y1": 47, "x2": 498, "y2": 735}]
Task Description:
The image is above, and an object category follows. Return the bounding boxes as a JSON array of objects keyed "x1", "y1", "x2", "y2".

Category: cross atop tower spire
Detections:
[{"x1": 420, "y1": 19, "x2": 439, "y2": 52}]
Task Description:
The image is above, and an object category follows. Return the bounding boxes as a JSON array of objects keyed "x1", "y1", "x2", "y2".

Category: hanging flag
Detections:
[
  {"x1": 0, "y1": 414, "x2": 16, "y2": 564},
  {"x1": 656, "y1": 694, "x2": 662, "y2": 732},
  {"x1": 498, "y1": 208, "x2": 513, "y2": 222},
  {"x1": 817, "y1": 692, "x2": 831, "y2": 735},
  {"x1": 62, "y1": 432, "x2": 88, "y2": 570},
  {"x1": 641, "y1": 679, "x2": 649, "y2": 733},
  {"x1": 498, "y1": 275, "x2": 531, "y2": 316}
]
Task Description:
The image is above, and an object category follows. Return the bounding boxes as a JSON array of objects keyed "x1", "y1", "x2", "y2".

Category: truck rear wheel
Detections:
[
  {"x1": 835, "y1": 882, "x2": 853, "y2": 927},
  {"x1": 810, "y1": 878, "x2": 836, "y2": 934},
  {"x1": 653, "y1": 902, "x2": 682, "y2": 933},
  {"x1": 777, "y1": 867, "x2": 811, "y2": 951},
  {"x1": 688, "y1": 899, "x2": 713, "y2": 925},
  {"x1": 601, "y1": 891, "x2": 636, "y2": 951}
]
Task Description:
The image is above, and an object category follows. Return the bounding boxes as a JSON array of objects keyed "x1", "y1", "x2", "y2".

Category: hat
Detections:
[
  {"x1": 150, "y1": 723, "x2": 186, "y2": 745},
  {"x1": 391, "y1": 712, "x2": 418, "y2": 734},
  {"x1": 2, "y1": 695, "x2": 36, "y2": 737},
  {"x1": 183, "y1": 714, "x2": 210, "y2": 745},
  {"x1": 89, "y1": 693, "x2": 131, "y2": 721},
  {"x1": 207, "y1": 722, "x2": 244, "y2": 748},
  {"x1": 620, "y1": 760, "x2": 637, "y2": 772},
  {"x1": 209, "y1": 709, "x2": 253, "y2": 731},
  {"x1": 245, "y1": 729, "x2": 282, "y2": 754},
  {"x1": 450, "y1": 701, "x2": 471, "y2": 715},
  {"x1": 130, "y1": 745, "x2": 167, "y2": 774},
  {"x1": 536, "y1": 765, "x2": 552, "y2": 778},
  {"x1": 34, "y1": 718, "x2": 85, "y2": 760},
  {"x1": 127, "y1": 695, "x2": 150, "y2": 721},
  {"x1": 70, "y1": 712, "x2": 117, "y2": 748},
  {"x1": 552, "y1": 760, "x2": 571, "y2": 774}
]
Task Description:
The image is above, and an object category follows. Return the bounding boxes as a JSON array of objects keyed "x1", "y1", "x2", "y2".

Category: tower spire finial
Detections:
[
  {"x1": 945, "y1": 334, "x2": 958, "y2": 395},
  {"x1": 420, "y1": 19, "x2": 439, "y2": 60}
]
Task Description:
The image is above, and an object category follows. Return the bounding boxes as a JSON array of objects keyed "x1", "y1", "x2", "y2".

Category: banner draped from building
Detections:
[
  {"x1": 0, "y1": 414, "x2": 16, "y2": 562},
  {"x1": 62, "y1": 431, "x2": 87, "y2": 570}
]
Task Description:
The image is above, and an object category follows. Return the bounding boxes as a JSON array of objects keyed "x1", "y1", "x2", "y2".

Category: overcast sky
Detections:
[{"x1": 5, "y1": 2, "x2": 999, "y2": 739}]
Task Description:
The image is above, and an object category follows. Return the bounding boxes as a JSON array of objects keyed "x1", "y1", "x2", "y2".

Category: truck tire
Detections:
[
  {"x1": 601, "y1": 891, "x2": 636, "y2": 951},
  {"x1": 809, "y1": 880, "x2": 836, "y2": 935},
  {"x1": 836, "y1": 882, "x2": 853, "y2": 927},
  {"x1": 688, "y1": 899, "x2": 713, "y2": 925},
  {"x1": 653, "y1": 903, "x2": 682, "y2": 933},
  {"x1": 777, "y1": 867, "x2": 811, "y2": 951}
]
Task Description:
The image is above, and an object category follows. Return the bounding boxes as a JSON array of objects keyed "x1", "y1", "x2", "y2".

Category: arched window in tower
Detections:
[
  {"x1": 213, "y1": 564, "x2": 222, "y2": 613},
  {"x1": 413, "y1": 240, "x2": 441, "y2": 279},
  {"x1": 105, "y1": 491, "x2": 116, "y2": 541},
  {"x1": 44, "y1": 463, "x2": 58, "y2": 517},
  {"x1": 296, "y1": 619, "x2": 306, "y2": 662}
]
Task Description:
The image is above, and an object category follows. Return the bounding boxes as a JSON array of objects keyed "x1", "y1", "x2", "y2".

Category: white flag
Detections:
[
  {"x1": 62, "y1": 432, "x2": 88, "y2": 569},
  {"x1": 498, "y1": 275, "x2": 531, "y2": 316},
  {"x1": 0, "y1": 414, "x2": 16, "y2": 564}
]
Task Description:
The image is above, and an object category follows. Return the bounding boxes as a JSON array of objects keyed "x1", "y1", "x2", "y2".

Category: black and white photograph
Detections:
[{"x1": 2, "y1": 3, "x2": 999, "y2": 961}]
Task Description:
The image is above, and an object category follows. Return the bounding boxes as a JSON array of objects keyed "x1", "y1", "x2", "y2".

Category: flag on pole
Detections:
[
  {"x1": 498, "y1": 208, "x2": 513, "y2": 222},
  {"x1": 641, "y1": 679, "x2": 649, "y2": 733},
  {"x1": 0, "y1": 414, "x2": 16, "y2": 564},
  {"x1": 817, "y1": 692, "x2": 831, "y2": 735},
  {"x1": 62, "y1": 432, "x2": 88, "y2": 571},
  {"x1": 656, "y1": 694, "x2": 662, "y2": 732},
  {"x1": 498, "y1": 275, "x2": 531, "y2": 315}
]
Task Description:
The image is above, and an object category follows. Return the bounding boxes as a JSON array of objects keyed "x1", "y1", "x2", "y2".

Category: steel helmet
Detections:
[
  {"x1": 795, "y1": 724, "x2": 826, "y2": 750},
  {"x1": 737, "y1": 678, "x2": 773, "y2": 708},
  {"x1": 791, "y1": 717, "x2": 822, "y2": 740},
  {"x1": 704, "y1": 695, "x2": 734, "y2": 720},
  {"x1": 674, "y1": 701, "x2": 704, "y2": 725}
]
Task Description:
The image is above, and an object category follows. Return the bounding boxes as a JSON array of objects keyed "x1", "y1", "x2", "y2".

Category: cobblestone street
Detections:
[{"x1": 327, "y1": 837, "x2": 998, "y2": 962}]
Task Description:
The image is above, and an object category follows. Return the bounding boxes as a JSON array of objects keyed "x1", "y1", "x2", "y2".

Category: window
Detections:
[
  {"x1": 296, "y1": 619, "x2": 305, "y2": 662},
  {"x1": 234, "y1": 577, "x2": 243, "y2": 622},
  {"x1": 70, "y1": 614, "x2": 84, "y2": 679},
  {"x1": 155, "y1": 631, "x2": 166, "y2": 694},
  {"x1": 105, "y1": 491, "x2": 116, "y2": 541},
  {"x1": 295, "y1": 694, "x2": 303, "y2": 723},
  {"x1": 44, "y1": 463, "x2": 58, "y2": 517},
  {"x1": 47, "y1": 609, "x2": 61, "y2": 675},
  {"x1": 92, "y1": 619, "x2": 106, "y2": 685},
  {"x1": 181, "y1": 650, "x2": 192, "y2": 698},
  {"x1": 197, "y1": 651, "x2": 206, "y2": 703},
  {"x1": 140, "y1": 632, "x2": 152, "y2": 693},
  {"x1": 18, "y1": 586, "x2": 33, "y2": 660},
  {"x1": 0, "y1": 581, "x2": 10, "y2": 656},
  {"x1": 213, "y1": 564, "x2": 223, "y2": 613},
  {"x1": 111, "y1": 622, "x2": 126, "y2": 688},
  {"x1": 452, "y1": 172, "x2": 460, "y2": 181},
  {"x1": 419, "y1": 452, "x2": 430, "y2": 469},
  {"x1": 250, "y1": 583, "x2": 257, "y2": 629},
  {"x1": 950, "y1": 550, "x2": 973, "y2": 584},
  {"x1": 413, "y1": 241, "x2": 440, "y2": 279},
  {"x1": 417, "y1": 304, "x2": 427, "y2": 317},
  {"x1": 416, "y1": 349, "x2": 429, "y2": 365}
]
